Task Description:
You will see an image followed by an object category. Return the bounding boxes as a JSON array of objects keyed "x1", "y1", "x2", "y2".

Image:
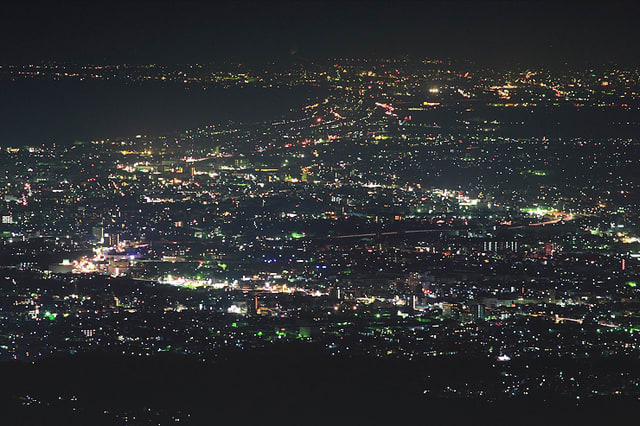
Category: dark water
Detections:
[{"x1": 0, "y1": 80, "x2": 322, "y2": 146}]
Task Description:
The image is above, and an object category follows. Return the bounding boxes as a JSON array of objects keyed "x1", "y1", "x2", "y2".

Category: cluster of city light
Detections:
[{"x1": 159, "y1": 274, "x2": 226, "y2": 289}]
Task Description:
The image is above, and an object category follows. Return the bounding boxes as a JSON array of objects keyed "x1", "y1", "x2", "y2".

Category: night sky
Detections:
[{"x1": 1, "y1": 0, "x2": 639, "y2": 66}]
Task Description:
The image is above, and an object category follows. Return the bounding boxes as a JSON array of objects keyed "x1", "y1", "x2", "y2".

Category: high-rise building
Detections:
[
  {"x1": 483, "y1": 240, "x2": 518, "y2": 253},
  {"x1": 472, "y1": 303, "x2": 486, "y2": 321},
  {"x1": 92, "y1": 226, "x2": 104, "y2": 243},
  {"x1": 108, "y1": 233, "x2": 120, "y2": 247}
]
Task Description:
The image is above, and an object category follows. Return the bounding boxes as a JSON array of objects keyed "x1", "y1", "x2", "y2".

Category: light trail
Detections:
[
  {"x1": 529, "y1": 212, "x2": 573, "y2": 226},
  {"x1": 331, "y1": 229, "x2": 447, "y2": 239}
]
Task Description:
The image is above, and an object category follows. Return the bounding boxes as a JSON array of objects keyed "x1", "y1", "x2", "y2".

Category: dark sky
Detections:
[{"x1": 2, "y1": 0, "x2": 639, "y2": 66}]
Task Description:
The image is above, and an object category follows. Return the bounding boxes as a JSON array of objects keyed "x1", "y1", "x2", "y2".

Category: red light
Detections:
[{"x1": 316, "y1": 117, "x2": 322, "y2": 123}]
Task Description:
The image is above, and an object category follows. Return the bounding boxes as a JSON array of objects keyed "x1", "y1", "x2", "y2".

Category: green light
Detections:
[
  {"x1": 523, "y1": 169, "x2": 549, "y2": 177},
  {"x1": 299, "y1": 327, "x2": 311, "y2": 338},
  {"x1": 627, "y1": 281, "x2": 637, "y2": 288},
  {"x1": 231, "y1": 322, "x2": 237, "y2": 328}
]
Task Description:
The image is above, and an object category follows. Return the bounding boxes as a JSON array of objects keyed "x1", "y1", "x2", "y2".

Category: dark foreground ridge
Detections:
[{"x1": 2, "y1": 344, "x2": 639, "y2": 425}]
